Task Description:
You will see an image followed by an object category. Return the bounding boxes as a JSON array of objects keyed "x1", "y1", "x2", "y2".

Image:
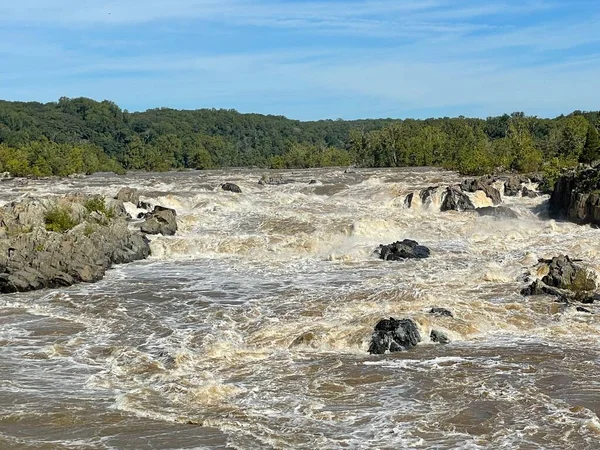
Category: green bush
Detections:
[
  {"x1": 45, "y1": 207, "x2": 78, "y2": 233},
  {"x1": 84, "y1": 198, "x2": 114, "y2": 219}
]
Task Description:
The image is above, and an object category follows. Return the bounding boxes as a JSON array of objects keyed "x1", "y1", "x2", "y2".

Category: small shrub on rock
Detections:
[{"x1": 45, "y1": 207, "x2": 78, "y2": 233}]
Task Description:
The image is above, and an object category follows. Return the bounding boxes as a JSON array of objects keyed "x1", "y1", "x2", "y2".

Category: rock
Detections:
[
  {"x1": 430, "y1": 330, "x2": 450, "y2": 344},
  {"x1": 221, "y1": 182, "x2": 242, "y2": 193},
  {"x1": 105, "y1": 199, "x2": 131, "y2": 220},
  {"x1": 476, "y1": 206, "x2": 519, "y2": 219},
  {"x1": 504, "y1": 175, "x2": 528, "y2": 196},
  {"x1": 377, "y1": 239, "x2": 431, "y2": 260},
  {"x1": 576, "y1": 306, "x2": 592, "y2": 313},
  {"x1": 138, "y1": 201, "x2": 153, "y2": 210},
  {"x1": 259, "y1": 176, "x2": 293, "y2": 186},
  {"x1": 308, "y1": 180, "x2": 318, "y2": 185},
  {"x1": 441, "y1": 186, "x2": 475, "y2": 212},
  {"x1": 404, "y1": 192, "x2": 414, "y2": 208},
  {"x1": 140, "y1": 206, "x2": 178, "y2": 236},
  {"x1": 429, "y1": 307, "x2": 453, "y2": 318},
  {"x1": 549, "y1": 165, "x2": 600, "y2": 226},
  {"x1": 0, "y1": 197, "x2": 150, "y2": 294},
  {"x1": 115, "y1": 187, "x2": 140, "y2": 205},
  {"x1": 368, "y1": 318, "x2": 421, "y2": 354},
  {"x1": 541, "y1": 256, "x2": 596, "y2": 292},
  {"x1": 521, "y1": 186, "x2": 538, "y2": 198},
  {"x1": 419, "y1": 186, "x2": 444, "y2": 208},
  {"x1": 461, "y1": 178, "x2": 502, "y2": 205}
]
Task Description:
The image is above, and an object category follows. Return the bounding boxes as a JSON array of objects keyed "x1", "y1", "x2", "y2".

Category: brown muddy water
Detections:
[{"x1": 0, "y1": 168, "x2": 599, "y2": 449}]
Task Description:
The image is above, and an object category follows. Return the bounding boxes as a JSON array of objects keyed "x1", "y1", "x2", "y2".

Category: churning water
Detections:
[{"x1": 0, "y1": 168, "x2": 599, "y2": 449}]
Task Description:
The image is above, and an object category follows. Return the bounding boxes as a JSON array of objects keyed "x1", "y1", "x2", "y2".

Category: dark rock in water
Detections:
[
  {"x1": 576, "y1": 306, "x2": 592, "y2": 313},
  {"x1": 368, "y1": 318, "x2": 421, "y2": 354},
  {"x1": 504, "y1": 175, "x2": 528, "y2": 196},
  {"x1": 377, "y1": 239, "x2": 431, "y2": 260},
  {"x1": 115, "y1": 187, "x2": 140, "y2": 205},
  {"x1": 430, "y1": 329, "x2": 450, "y2": 344},
  {"x1": 221, "y1": 183, "x2": 242, "y2": 193},
  {"x1": 419, "y1": 186, "x2": 442, "y2": 207},
  {"x1": 404, "y1": 192, "x2": 414, "y2": 208},
  {"x1": 137, "y1": 212, "x2": 148, "y2": 219},
  {"x1": 140, "y1": 206, "x2": 178, "y2": 236},
  {"x1": 461, "y1": 178, "x2": 501, "y2": 205},
  {"x1": 429, "y1": 307, "x2": 453, "y2": 318},
  {"x1": 308, "y1": 180, "x2": 318, "y2": 185},
  {"x1": 549, "y1": 165, "x2": 600, "y2": 226},
  {"x1": 521, "y1": 186, "x2": 538, "y2": 198},
  {"x1": 476, "y1": 206, "x2": 519, "y2": 219},
  {"x1": 138, "y1": 201, "x2": 153, "y2": 210},
  {"x1": 541, "y1": 255, "x2": 596, "y2": 292},
  {"x1": 441, "y1": 186, "x2": 475, "y2": 212}
]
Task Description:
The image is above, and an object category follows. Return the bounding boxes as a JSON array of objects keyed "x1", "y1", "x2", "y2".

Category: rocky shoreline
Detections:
[
  {"x1": 0, "y1": 188, "x2": 177, "y2": 293},
  {"x1": 549, "y1": 163, "x2": 600, "y2": 226}
]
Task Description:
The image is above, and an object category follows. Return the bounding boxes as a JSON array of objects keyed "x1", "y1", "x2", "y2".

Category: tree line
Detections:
[{"x1": 0, "y1": 97, "x2": 598, "y2": 180}]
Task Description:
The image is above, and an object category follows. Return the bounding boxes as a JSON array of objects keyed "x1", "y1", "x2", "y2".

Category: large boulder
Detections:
[
  {"x1": 221, "y1": 183, "x2": 242, "y2": 193},
  {"x1": 549, "y1": 165, "x2": 600, "y2": 226},
  {"x1": 115, "y1": 187, "x2": 140, "y2": 205},
  {"x1": 140, "y1": 206, "x2": 178, "y2": 236},
  {"x1": 503, "y1": 175, "x2": 528, "y2": 196},
  {"x1": 476, "y1": 206, "x2": 519, "y2": 219},
  {"x1": 377, "y1": 239, "x2": 431, "y2": 260},
  {"x1": 441, "y1": 186, "x2": 475, "y2": 212},
  {"x1": 461, "y1": 178, "x2": 502, "y2": 205},
  {"x1": 368, "y1": 318, "x2": 421, "y2": 354},
  {"x1": 0, "y1": 197, "x2": 151, "y2": 293}
]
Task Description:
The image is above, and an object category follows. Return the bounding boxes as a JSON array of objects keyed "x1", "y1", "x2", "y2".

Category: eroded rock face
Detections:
[
  {"x1": 115, "y1": 187, "x2": 140, "y2": 205},
  {"x1": 377, "y1": 240, "x2": 431, "y2": 260},
  {"x1": 461, "y1": 178, "x2": 502, "y2": 205},
  {"x1": 549, "y1": 165, "x2": 600, "y2": 226},
  {"x1": 441, "y1": 186, "x2": 475, "y2": 212},
  {"x1": 140, "y1": 206, "x2": 177, "y2": 236},
  {"x1": 368, "y1": 318, "x2": 421, "y2": 354},
  {"x1": 0, "y1": 196, "x2": 150, "y2": 293},
  {"x1": 221, "y1": 183, "x2": 242, "y2": 193}
]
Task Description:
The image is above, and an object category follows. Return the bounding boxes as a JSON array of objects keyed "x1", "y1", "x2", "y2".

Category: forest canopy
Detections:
[{"x1": 0, "y1": 97, "x2": 598, "y2": 179}]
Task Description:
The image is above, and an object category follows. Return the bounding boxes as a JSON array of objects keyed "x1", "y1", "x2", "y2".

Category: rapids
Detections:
[{"x1": 1, "y1": 168, "x2": 599, "y2": 449}]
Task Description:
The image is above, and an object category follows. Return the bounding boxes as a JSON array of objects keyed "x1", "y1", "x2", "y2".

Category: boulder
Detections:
[
  {"x1": 140, "y1": 206, "x2": 178, "y2": 236},
  {"x1": 461, "y1": 178, "x2": 502, "y2": 205},
  {"x1": 429, "y1": 307, "x2": 453, "y2": 318},
  {"x1": 377, "y1": 239, "x2": 431, "y2": 260},
  {"x1": 221, "y1": 182, "x2": 242, "y2": 193},
  {"x1": 576, "y1": 306, "x2": 592, "y2": 313},
  {"x1": 476, "y1": 206, "x2": 519, "y2": 219},
  {"x1": 441, "y1": 186, "x2": 475, "y2": 212},
  {"x1": 419, "y1": 186, "x2": 445, "y2": 208},
  {"x1": 521, "y1": 186, "x2": 539, "y2": 198},
  {"x1": 259, "y1": 176, "x2": 294, "y2": 186},
  {"x1": 504, "y1": 175, "x2": 528, "y2": 196},
  {"x1": 404, "y1": 192, "x2": 414, "y2": 208},
  {"x1": 541, "y1": 256, "x2": 596, "y2": 292},
  {"x1": 115, "y1": 187, "x2": 140, "y2": 205},
  {"x1": 368, "y1": 318, "x2": 421, "y2": 354},
  {"x1": 549, "y1": 165, "x2": 600, "y2": 226},
  {"x1": 430, "y1": 330, "x2": 450, "y2": 344}
]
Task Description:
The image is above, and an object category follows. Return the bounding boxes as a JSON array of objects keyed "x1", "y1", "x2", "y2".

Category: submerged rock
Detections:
[
  {"x1": 368, "y1": 318, "x2": 421, "y2": 354},
  {"x1": 441, "y1": 186, "x2": 475, "y2": 212},
  {"x1": 140, "y1": 206, "x2": 178, "y2": 236},
  {"x1": 259, "y1": 175, "x2": 294, "y2": 186},
  {"x1": 476, "y1": 206, "x2": 519, "y2": 219},
  {"x1": 429, "y1": 307, "x2": 453, "y2": 318},
  {"x1": 221, "y1": 182, "x2": 242, "y2": 193},
  {"x1": 377, "y1": 239, "x2": 431, "y2": 260},
  {"x1": 576, "y1": 306, "x2": 592, "y2": 314}
]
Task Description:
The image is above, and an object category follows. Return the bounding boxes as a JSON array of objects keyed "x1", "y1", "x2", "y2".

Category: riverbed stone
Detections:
[
  {"x1": 140, "y1": 205, "x2": 178, "y2": 236},
  {"x1": 377, "y1": 239, "x2": 431, "y2": 260},
  {"x1": 368, "y1": 318, "x2": 421, "y2": 354}
]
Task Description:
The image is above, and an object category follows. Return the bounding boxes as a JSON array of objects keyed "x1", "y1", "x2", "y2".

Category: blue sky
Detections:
[{"x1": 1, "y1": 0, "x2": 599, "y2": 120}]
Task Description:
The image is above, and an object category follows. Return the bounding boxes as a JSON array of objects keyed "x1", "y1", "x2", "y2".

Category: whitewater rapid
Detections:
[{"x1": 0, "y1": 167, "x2": 599, "y2": 449}]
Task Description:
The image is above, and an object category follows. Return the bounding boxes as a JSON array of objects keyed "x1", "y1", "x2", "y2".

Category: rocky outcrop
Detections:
[
  {"x1": 140, "y1": 206, "x2": 178, "y2": 236},
  {"x1": 503, "y1": 175, "x2": 529, "y2": 196},
  {"x1": 221, "y1": 183, "x2": 242, "y2": 193},
  {"x1": 259, "y1": 175, "x2": 294, "y2": 186},
  {"x1": 441, "y1": 186, "x2": 475, "y2": 212},
  {"x1": 461, "y1": 177, "x2": 501, "y2": 205},
  {"x1": 0, "y1": 196, "x2": 150, "y2": 293},
  {"x1": 476, "y1": 206, "x2": 519, "y2": 219},
  {"x1": 549, "y1": 165, "x2": 600, "y2": 226},
  {"x1": 430, "y1": 329, "x2": 450, "y2": 344},
  {"x1": 115, "y1": 187, "x2": 140, "y2": 205},
  {"x1": 521, "y1": 256, "x2": 598, "y2": 303},
  {"x1": 377, "y1": 239, "x2": 431, "y2": 260},
  {"x1": 368, "y1": 318, "x2": 421, "y2": 354}
]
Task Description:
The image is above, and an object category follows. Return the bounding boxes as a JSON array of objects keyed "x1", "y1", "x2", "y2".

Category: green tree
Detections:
[{"x1": 580, "y1": 123, "x2": 600, "y2": 164}]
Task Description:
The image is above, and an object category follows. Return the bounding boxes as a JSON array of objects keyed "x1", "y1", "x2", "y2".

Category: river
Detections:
[{"x1": 1, "y1": 168, "x2": 599, "y2": 449}]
